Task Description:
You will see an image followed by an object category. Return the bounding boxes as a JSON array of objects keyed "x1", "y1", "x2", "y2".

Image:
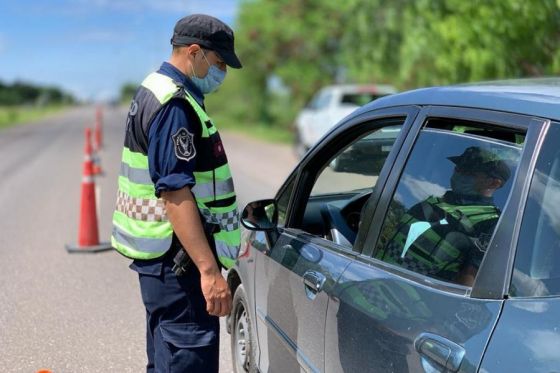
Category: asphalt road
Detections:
[{"x1": 0, "y1": 106, "x2": 297, "y2": 372}]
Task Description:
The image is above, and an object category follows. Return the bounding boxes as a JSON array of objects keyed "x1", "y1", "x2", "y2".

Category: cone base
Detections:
[{"x1": 65, "y1": 242, "x2": 113, "y2": 253}]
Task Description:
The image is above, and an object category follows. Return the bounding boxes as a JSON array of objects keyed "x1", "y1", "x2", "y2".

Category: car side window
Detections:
[
  {"x1": 297, "y1": 120, "x2": 404, "y2": 244},
  {"x1": 512, "y1": 124, "x2": 560, "y2": 297},
  {"x1": 373, "y1": 119, "x2": 525, "y2": 287},
  {"x1": 311, "y1": 125, "x2": 401, "y2": 196}
]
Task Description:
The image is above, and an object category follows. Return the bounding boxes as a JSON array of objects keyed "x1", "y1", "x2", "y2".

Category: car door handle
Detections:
[
  {"x1": 414, "y1": 332, "x2": 465, "y2": 372},
  {"x1": 303, "y1": 270, "x2": 326, "y2": 294}
]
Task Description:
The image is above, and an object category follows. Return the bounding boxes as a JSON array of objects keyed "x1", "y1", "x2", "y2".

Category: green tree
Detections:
[
  {"x1": 0, "y1": 80, "x2": 75, "y2": 106},
  {"x1": 236, "y1": 0, "x2": 353, "y2": 126},
  {"x1": 339, "y1": 0, "x2": 411, "y2": 85},
  {"x1": 221, "y1": 0, "x2": 560, "y2": 134},
  {"x1": 397, "y1": 0, "x2": 560, "y2": 87},
  {"x1": 120, "y1": 82, "x2": 138, "y2": 103}
]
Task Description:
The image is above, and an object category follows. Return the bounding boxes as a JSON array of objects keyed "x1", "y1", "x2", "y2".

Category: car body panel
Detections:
[
  {"x1": 252, "y1": 229, "x2": 356, "y2": 372},
  {"x1": 227, "y1": 229, "x2": 270, "y2": 368},
  {"x1": 325, "y1": 259, "x2": 503, "y2": 372},
  {"x1": 479, "y1": 298, "x2": 560, "y2": 372}
]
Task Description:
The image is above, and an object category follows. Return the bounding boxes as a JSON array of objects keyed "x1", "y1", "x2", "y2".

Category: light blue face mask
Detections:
[
  {"x1": 450, "y1": 171, "x2": 479, "y2": 196},
  {"x1": 191, "y1": 52, "x2": 226, "y2": 94}
]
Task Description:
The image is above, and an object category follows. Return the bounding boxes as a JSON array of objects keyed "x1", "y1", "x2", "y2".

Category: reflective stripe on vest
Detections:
[
  {"x1": 111, "y1": 72, "x2": 241, "y2": 267},
  {"x1": 182, "y1": 91, "x2": 241, "y2": 269}
]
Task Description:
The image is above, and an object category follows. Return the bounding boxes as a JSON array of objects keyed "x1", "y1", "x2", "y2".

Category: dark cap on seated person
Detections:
[
  {"x1": 448, "y1": 146, "x2": 511, "y2": 182},
  {"x1": 171, "y1": 14, "x2": 242, "y2": 69}
]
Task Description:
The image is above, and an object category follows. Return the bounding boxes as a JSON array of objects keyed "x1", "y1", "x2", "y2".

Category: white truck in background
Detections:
[{"x1": 294, "y1": 84, "x2": 397, "y2": 158}]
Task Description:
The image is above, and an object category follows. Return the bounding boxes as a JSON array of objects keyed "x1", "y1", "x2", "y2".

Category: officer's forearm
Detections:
[{"x1": 161, "y1": 187, "x2": 220, "y2": 276}]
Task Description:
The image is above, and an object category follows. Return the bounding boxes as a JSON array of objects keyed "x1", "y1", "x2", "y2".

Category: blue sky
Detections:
[{"x1": 0, "y1": 0, "x2": 240, "y2": 101}]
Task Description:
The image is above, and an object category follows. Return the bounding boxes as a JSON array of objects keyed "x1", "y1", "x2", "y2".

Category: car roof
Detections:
[{"x1": 357, "y1": 78, "x2": 560, "y2": 121}]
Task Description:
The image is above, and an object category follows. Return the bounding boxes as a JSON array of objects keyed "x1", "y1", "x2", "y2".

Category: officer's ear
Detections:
[
  {"x1": 185, "y1": 44, "x2": 202, "y2": 59},
  {"x1": 488, "y1": 177, "x2": 504, "y2": 190}
]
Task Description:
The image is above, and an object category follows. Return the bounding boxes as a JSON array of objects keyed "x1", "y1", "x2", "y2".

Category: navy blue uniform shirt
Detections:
[
  {"x1": 148, "y1": 62, "x2": 205, "y2": 197},
  {"x1": 132, "y1": 62, "x2": 205, "y2": 275}
]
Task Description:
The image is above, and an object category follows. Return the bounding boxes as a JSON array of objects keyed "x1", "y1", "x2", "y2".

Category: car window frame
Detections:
[
  {"x1": 358, "y1": 105, "x2": 548, "y2": 298},
  {"x1": 283, "y1": 105, "x2": 421, "y2": 252}
]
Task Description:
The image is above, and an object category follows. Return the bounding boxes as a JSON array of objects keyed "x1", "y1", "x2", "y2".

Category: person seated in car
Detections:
[{"x1": 375, "y1": 146, "x2": 512, "y2": 286}]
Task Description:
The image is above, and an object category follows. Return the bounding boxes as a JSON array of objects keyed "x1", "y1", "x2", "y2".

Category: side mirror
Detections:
[{"x1": 241, "y1": 199, "x2": 278, "y2": 231}]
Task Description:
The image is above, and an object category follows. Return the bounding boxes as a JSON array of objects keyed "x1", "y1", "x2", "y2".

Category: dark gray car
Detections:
[{"x1": 227, "y1": 80, "x2": 560, "y2": 373}]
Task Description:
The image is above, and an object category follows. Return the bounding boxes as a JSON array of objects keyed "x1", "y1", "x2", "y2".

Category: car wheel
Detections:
[{"x1": 231, "y1": 285, "x2": 256, "y2": 373}]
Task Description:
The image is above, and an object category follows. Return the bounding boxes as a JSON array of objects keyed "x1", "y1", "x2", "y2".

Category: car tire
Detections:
[{"x1": 231, "y1": 285, "x2": 257, "y2": 373}]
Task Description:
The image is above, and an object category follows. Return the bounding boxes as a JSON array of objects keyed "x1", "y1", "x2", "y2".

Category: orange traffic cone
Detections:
[
  {"x1": 92, "y1": 128, "x2": 104, "y2": 176},
  {"x1": 92, "y1": 150, "x2": 104, "y2": 176},
  {"x1": 65, "y1": 128, "x2": 112, "y2": 253}
]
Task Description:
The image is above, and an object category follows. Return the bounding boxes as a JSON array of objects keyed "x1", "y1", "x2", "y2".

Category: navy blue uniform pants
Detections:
[{"x1": 136, "y1": 253, "x2": 219, "y2": 373}]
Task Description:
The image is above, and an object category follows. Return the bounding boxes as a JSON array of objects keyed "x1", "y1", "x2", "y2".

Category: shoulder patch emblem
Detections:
[{"x1": 172, "y1": 128, "x2": 196, "y2": 161}]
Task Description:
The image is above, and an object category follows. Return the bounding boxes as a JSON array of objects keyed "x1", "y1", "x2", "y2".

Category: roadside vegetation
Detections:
[
  {"x1": 0, "y1": 106, "x2": 70, "y2": 130},
  {"x1": 0, "y1": 80, "x2": 75, "y2": 130},
  {"x1": 121, "y1": 0, "x2": 560, "y2": 143}
]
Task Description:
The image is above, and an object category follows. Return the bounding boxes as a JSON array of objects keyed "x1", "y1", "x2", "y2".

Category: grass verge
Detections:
[
  {"x1": 210, "y1": 112, "x2": 294, "y2": 144},
  {"x1": 0, "y1": 105, "x2": 69, "y2": 130}
]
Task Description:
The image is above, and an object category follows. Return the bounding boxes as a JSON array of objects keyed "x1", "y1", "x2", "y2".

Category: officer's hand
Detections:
[{"x1": 200, "y1": 271, "x2": 232, "y2": 317}]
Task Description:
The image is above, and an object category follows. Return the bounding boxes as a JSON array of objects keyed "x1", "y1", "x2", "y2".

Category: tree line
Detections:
[
  {"x1": 0, "y1": 80, "x2": 75, "y2": 106},
  {"x1": 206, "y1": 0, "x2": 560, "y2": 131}
]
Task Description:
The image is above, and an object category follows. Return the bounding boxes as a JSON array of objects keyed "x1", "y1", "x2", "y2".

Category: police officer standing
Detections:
[{"x1": 111, "y1": 14, "x2": 243, "y2": 372}]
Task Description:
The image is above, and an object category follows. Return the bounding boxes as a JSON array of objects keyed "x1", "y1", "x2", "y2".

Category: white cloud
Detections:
[
  {"x1": 525, "y1": 329, "x2": 560, "y2": 362},
  {"x1": 399, "y1": 174, "x2": 447, "y2": 202}
]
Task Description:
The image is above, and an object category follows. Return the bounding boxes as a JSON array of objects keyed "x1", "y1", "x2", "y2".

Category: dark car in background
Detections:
[{"x1": 227, "y1": 80, "x2": 560, "y2": 373}]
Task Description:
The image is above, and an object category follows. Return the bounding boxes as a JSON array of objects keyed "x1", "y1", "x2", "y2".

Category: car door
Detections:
[
  {"x1": 325, "y1": 107, "x2": 548, "y2": 372},
  {"x1": 480, "y1": 121, "x2": 560, "y2": 372},
  {"x1": 252, "y1": 107, "x2": 419, "y2": 373}
]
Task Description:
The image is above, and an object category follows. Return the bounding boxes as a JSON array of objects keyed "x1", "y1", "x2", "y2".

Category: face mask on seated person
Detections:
[
  {"x1": 450, "y1": 171, "x2": 479, "y2": 196},
  {"x1": 191, "y1": 51, "x2": 226, "y2": 94}
]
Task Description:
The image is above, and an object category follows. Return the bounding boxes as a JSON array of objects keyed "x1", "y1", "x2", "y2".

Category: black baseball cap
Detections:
[
  {"x1": 448, "y1": 146, "x2": 512, "y2": 182},
  {"x1": 171, "y1": 14, "x2": 242, "y2": 69}
]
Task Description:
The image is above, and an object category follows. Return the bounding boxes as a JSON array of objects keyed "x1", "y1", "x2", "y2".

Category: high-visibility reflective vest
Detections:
[
  {"x1": 111, "y1": 72, "x2": 240, "y2": 269},
  {"x1": 376, "y1": 196, "x2": 500, "y2": 280}
]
